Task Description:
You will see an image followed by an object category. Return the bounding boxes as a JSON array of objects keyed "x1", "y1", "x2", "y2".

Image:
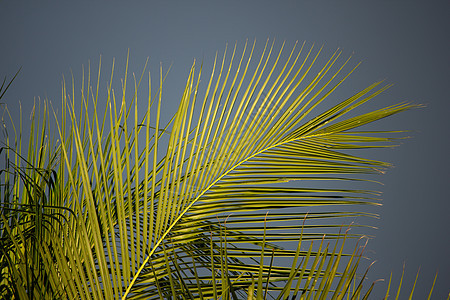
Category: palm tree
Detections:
[{"x1": 0, "y1": 40, "x2": 436, "y2": 299}]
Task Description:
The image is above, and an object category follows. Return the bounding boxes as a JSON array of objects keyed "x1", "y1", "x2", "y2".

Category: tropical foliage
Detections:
[{"x1": 0, "y1": 41, "x2": 437, "y2": 299}]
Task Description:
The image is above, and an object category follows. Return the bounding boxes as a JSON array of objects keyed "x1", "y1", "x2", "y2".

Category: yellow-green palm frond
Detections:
[{"x1": 1, "y1": 41, "x2": 426, "y2": 299}]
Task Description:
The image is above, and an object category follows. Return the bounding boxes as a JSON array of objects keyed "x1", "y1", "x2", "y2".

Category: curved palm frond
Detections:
[{"x1": 1, "y1": 41, "x2": 425, "y2": 299}]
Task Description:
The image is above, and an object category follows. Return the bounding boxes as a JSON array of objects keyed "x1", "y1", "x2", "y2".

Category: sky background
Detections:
[{"x1": 1, "y1": 1, "x2": 449, "y2": 298}]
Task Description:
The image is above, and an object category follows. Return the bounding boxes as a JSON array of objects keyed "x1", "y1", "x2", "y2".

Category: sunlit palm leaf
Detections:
[{"x1": 0, "y1": 41, "x2": 425, "y2": 299}]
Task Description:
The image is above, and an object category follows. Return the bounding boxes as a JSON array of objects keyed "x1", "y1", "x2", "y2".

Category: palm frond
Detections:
[{"x1": 0, "y1": 41, "x2": 427, "y2": 299}]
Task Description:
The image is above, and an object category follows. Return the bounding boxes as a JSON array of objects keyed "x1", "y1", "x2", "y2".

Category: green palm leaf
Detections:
[{"x1": 1, "y1": 41, "x2": 427, "y2": 299}]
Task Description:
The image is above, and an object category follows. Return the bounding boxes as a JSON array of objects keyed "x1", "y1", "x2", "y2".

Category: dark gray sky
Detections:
[{"x1": 1, "y1": 1, "x2": 449, "y2": 298}]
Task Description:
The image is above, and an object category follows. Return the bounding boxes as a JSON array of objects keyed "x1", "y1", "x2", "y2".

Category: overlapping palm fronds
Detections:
[{"x1": 1, "y1": 41, "x2": 429, "y2": 299}]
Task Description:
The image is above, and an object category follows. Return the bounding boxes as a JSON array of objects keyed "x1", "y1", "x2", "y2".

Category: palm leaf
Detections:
[{"x1": 1, "y1": 41, "x2": 425, "y2": 299}]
